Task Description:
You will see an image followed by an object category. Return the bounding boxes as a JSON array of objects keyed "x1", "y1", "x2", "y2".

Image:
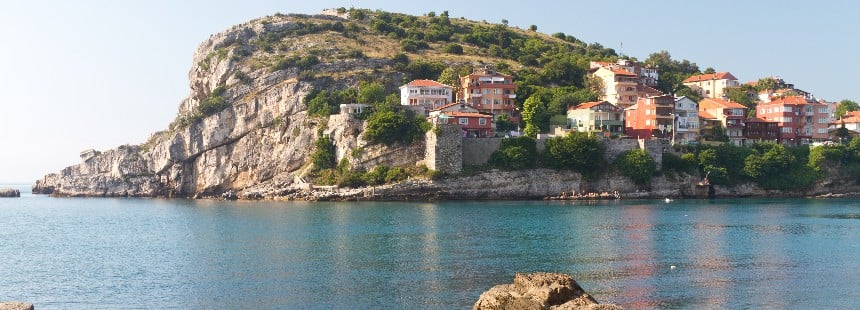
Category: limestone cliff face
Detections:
[{"x1": 33, "y1": 14, "x2": 412, "y2": 198}]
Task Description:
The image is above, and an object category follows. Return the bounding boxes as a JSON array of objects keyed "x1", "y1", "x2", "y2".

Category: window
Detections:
[
  {"x1": 805, "y1": 127, "x2": 812, "y2": 134},
  {"x1": 819, "y1": 107, "x2": 829, "y2": 113},
  {"x1": 646, "y1": 109, "x2": 651, "y2": 115},
  {"x1": 784, "y1": 106, "x2": 793, "y2": 113},
  {"x1": 818, "y1": 118, "x2": 828, "y2": 124},
  {"x1": 483, "y1": 99, "x2": 490, "y2": 104},
  {"x1": 493, "y1": 88, "x2": 501, "y2": 94},
  {"x1": 806, "y1": 106, "x2": 813, "y2": 113},
  {"x1": 483, "y1": 89, "x2": 490, "y2": 94},
  {"x1": 805, "y1": 116, "x2": 813, "y2": 124},
  {"x1": 818, "y1": 128, "x2": 828, "y2": 134},
  {"x1": 645, "y1": 120, "x2": 651, "y2": 126},
  {"x1": 781, "y1": 127, "x2": 792, "y2": 133},
  {"x1": 760, "y1": 109, "x2": 765, "y2": 115},
  {"x1": 479, "y1": 118, "x2": 487, "y2": 125},
  {"x1": 629, "y1": 96, "x2": 635, "y2": 101},
  {"x1": 767, "y1": 108, "x2": 772, "y2": 113},
  {"x1": 458, "y1": 118, "x2": 469, "y2": 125},
  {"x1": 780, "y1": 117, "x2": 792, "y2": 123},
  {"x1": 493, "y1": 99, "x2": 500, "y2": 105}
]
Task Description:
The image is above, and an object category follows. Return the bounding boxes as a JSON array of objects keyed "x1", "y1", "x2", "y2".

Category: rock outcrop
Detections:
[
  {"x1": 0, "y1": 188, "x2": 20, "y2": 198},
  {"x1": 474, "y1": 272, "x2": 621, "y2": 310},
  {"x1": 0, "y1": 302, "x2": 34, "y2": 310}
]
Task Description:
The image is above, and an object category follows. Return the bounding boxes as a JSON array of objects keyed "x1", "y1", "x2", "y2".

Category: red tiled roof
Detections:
[
  {"x1": 637, "y1": 85, "x2": 663, "y2": 96},
  {"x1": 611, "y1": 69, "x2": 637, "y2": 77},
  {"x1": 843, "y1": 111, "x2": 860, "y2": 118},
  {"x1": 572, "y1": 101, "x2": 607, "y2": 110},
  {"x1": 432, "y1": 102, "x2": 461, "y2": 111},
  {"x1": 700, "y1": 98, "x2": 747, "y2": 110},
  {"x1": 405, "y1": 79, "x2": 451, "y2": 87},
  {"x1": 769, "y1": 96, "x2": 809, "y2": 105},
  {"x1": 699, "y1": 111, "x2": 717, "y2": 119},
  {"x1": 683, "y1": 72, "x2": 738, "y2": 83}
]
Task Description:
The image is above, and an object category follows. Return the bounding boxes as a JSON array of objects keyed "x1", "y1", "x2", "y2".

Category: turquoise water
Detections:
[{"x1": 1, "y1": 185, "x2": 860, "y2": 309}]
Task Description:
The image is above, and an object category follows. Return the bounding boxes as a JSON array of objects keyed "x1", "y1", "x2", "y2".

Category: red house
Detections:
[
  {"x1": 624, "y1": 95, "x2": 675, "y2": 139},
  {"x1": 429, "y1": 109, "x2": 493, "y2": 138}
]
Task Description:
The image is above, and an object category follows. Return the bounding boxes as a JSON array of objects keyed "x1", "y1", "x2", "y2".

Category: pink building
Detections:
[{"x1": 756, "y1": 96, "x2": 830, "y2": 144}]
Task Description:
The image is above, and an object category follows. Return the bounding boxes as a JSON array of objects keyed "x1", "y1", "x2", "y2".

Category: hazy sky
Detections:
[{"x1": 1, "y1": 0, "x2": 857, "y2": 182}]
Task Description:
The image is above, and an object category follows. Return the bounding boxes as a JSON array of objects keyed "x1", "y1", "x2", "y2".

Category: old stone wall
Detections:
[
  {"x1": 604, "y1": 139, "x2": 670, "y2": 168},
  {"x1": 462, "y1": 138, "x2": 502, "y2": 166},
  {"x1": 425, "y1": 125, "x2": 462, "y2": 174}
]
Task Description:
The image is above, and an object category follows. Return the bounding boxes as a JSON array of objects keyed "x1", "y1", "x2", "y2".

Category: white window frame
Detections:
[{"x1": 458, "y1": 118, "x2": 469, "y2": 125}]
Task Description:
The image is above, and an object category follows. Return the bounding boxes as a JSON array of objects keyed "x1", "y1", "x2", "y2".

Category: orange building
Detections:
[
  {"x1": 459, "y1": 67, "x2": 518, "y2": 122},
  {"x1": 624, "y1": 95, "x2": 675, "y2": 140}
]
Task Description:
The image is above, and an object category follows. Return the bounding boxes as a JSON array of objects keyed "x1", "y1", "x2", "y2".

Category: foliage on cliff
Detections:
[
  {"x1": 488, "y1": 136, "x2": 537, "y2": 170},
  {"x1": 541, "y1": 132, "x2": 605, "y2": 179},
  {"x1": 615, "y1": 149, "x2": 657, "y2": 185}
]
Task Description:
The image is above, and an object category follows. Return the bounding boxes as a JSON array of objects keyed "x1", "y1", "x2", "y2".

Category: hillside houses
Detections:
[{"x1": 397, "y1": 63, "x2": 840, "y2": 146}]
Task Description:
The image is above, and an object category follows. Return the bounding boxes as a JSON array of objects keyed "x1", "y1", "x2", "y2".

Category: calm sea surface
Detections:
[{"x1": 1, "y1": 184, "x2": 859, "y2": 309}]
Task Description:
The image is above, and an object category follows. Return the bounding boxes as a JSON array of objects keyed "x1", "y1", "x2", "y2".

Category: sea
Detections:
[{"x1": 1, "y1": 184, "x2": 859, "y2": 309}]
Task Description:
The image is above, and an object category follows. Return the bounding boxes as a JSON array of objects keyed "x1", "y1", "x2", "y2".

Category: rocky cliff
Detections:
[
  {"x1": 33, "y1": 13, "x2": 418, "y2": 198},
  {"x1": 31, "y1": 11, "x2": 860, "y2": 200}
]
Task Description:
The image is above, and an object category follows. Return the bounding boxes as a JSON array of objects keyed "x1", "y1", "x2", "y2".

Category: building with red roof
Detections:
[
  {"x1": 590, "y1": 60, "x2": 662, "y2": 109},
  {"x1": 744, "y1": 117, "x2": 780, "y2": 143},
  {"x1": 624, "y1": 95, "x2": 675, "y2": 140},
  {"x1": 428, "y1": 107, "x2": 494, "y2": 138},
  {"x1": 399, "y1": 79, "x2": 453, "y2": 115},
  {"x1": 459, "y1": 66, "x2": 518, "y2": 123},
  {"x1": 682, "y1": 72, "x2": 739, "y2": 99},
  {"x1": 566, "y1": 101, "x2": 623, "y2": 135},
  {"x1": 699, "y1": 98, "x2": 747, "y2": 145},
  {"x1": 756, "y1": 96, "x2": 830, "y2": 144}
]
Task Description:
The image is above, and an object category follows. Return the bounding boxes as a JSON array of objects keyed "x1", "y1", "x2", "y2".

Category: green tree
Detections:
[
  {"x1": 674, "y1": 85, "x2": 702, "y2": 103},
  {"x1": 744, "y1": 143, "x2": 794, "y2": 179},
  {"x1": 615, "y1": 149, "x2": 657, "y2": 185},
  {"x1": 442, "y1": 43, "x2": 464, "y2": 54},
  {"x1": 363, "y1": 109, "x2": 430, "y2": 145},
  {"x1": 725, "y1": 87, "x2": 755, "y2": 109},
  {"x1": 541, "y1": 132, "x2": 605, "y2": 179},
  {"x1": 528, "y1": 25, "x2": 537, "y2": 31},
  {"x1": 755, "y1": 77, "x2": 778, "y2": 92},
  {"x1": 311, "y1": 135, "x2": 336, "y2": 170},
  {"x1": 488, "y1": 136, "x2": 537, "y2": 170},
  {"x1": 644, "y1": 51, "x2": 700, "y2": 95},
  {"x1": 522, "y1": 95, "x2": 543, "y2": 137},
  {"x1": 835, "y1": 99, "x2": 859, "y2": 119},
  {"x1": 358, "y1": 82, "x2": 387, "y2": 105},
  {"x1": 703, "y1": 67, "x2": 716, "y2": 74}
]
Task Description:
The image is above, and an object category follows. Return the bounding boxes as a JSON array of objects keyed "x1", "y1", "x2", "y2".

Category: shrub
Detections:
[
  {"x1": 541, "y1": 132, "x2": 605, "y2": 179},
  {"x1": 489, "y1": 136, "x2": 537, "y2": 170},
  {"x1": 363, "y1": 108, "x2": 430, "y2": 145},
  {"x1": 363, "y1": 166, "x2": 389, "y2": 185},
  {"x1": 662, "y1": 152, "x2": 696, "y2": 173},
  {"x1": 443, "y1": 43, "x2": 463, "y2": 54},
  {"x1": 311, "y1": 135, "x2": 336, "y2": 170},
  {"x1": 615, "y1": 149, "x2": 657, "y2": 185}
]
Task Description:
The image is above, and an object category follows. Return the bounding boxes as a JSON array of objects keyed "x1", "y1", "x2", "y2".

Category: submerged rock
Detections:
[
  {"x1": 0, "y1": 188, "x2": 20, "y2": 198},
  {"x1": 474, "y1": 272, "x2": 621, "y2": 310},
  {"x1": 0, "y1": 302, "x2": 34, "y2": 310}
]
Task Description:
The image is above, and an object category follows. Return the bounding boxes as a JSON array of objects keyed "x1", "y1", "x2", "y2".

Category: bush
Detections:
[
  {"x1": 662, "y1": 152, "x2": 696, "y2": 173},
  {"x1": 615, "y1": 149, "x2": 657, "y2": 185},
  {"x1": 311, "y1": 136, "x2": 336, "y2": 170},
  {"x1": 488, "y1": 137, "x2": 537, "y2": 170},
  {"x1": 541, "y1": 132, "x2": 605, "y2": 179},
  {"x1": 363, "y1": 108, "x2": 430, "y2": 145},
  {"x1": 443, "y1": 43, "x2": 464, "y2": 54}
]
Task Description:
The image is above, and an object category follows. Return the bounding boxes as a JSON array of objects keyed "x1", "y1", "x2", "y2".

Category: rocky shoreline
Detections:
[{"x1": 33, "y1": 168, "x2": 860, "y2": 202}]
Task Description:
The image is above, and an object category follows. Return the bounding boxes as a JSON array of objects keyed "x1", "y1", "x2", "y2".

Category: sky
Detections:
[{"x1": 1, "y1": 0, "x2": 858, "y2": 182}]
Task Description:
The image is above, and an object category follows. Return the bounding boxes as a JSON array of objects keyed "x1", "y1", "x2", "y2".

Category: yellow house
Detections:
[{"x1": 683, "y1": 72, "x2": 739, "y2": 99}]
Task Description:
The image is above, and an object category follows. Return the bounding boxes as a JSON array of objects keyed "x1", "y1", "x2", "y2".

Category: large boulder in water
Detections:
[
  {"x1": 0, "y1": 188, "x2": 20, "y2": 198},
  {"x1": 0, "y1": 302, "x2": 34, "y2": 310},
  {"x1": 474, "y1": 272, "x2": 622, "y2": 310}
]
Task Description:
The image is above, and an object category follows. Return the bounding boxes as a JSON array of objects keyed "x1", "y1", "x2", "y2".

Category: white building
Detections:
[
  {"x1": 399, "y1": 79, "x2": 453, "y2": 115},
  {"x1": 674, "y1": 96, "x2": 700, "y2": 144}
]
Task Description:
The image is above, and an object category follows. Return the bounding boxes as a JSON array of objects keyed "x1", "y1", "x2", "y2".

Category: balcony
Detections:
[
  {"x1": 507, "y1": 94, "x2": 517, "y2": 99},
  {"x1": 469, "y1": 93, "x2": 482, "y2": 98}
]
